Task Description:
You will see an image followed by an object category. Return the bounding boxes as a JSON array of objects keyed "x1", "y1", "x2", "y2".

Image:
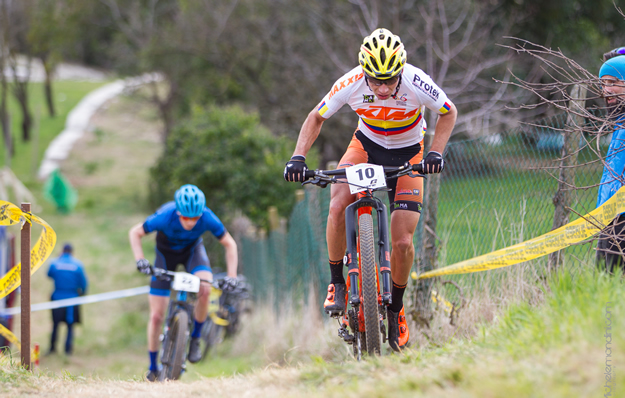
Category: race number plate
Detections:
[
  {"x1": 345, "y1": 163, "x2": 386, "y2": 194},
  {"x1": 171, "y1": 272, "x2": 201, "y2": 293}
]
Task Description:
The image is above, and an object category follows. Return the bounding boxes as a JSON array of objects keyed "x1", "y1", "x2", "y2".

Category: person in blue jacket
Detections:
[
  {"x1": 596, "y1": 53, "x2": 625, "y2": 273},
  {"x1": 47, "y1": 243, "x2": 88, "y2": 355},
  {"x1": 129, "y1": 184, "x2": 239, "y2": 382}
]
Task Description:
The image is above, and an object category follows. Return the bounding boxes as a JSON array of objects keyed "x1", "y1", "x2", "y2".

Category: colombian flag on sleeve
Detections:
[
  {"x1": 318, "y1": 101, "x2": 329, "y2": 117},
  {"x1": 439, "y1": 102, "x2": 451, "y2": 114}
]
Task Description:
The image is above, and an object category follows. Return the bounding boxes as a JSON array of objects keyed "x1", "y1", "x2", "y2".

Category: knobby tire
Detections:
[
  {"x1": 359, "y1": 213, "x2": 381, "y2": 355},
  {"x1": 160, "y1": 310, "x2": 189, "y2": 380},
  {"x1": 201, "y1": 319, "x2": 225, "y2": 360}
]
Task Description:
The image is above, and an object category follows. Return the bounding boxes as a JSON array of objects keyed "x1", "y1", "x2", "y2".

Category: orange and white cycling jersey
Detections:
[{"x1": 317, "y1": 64, "x2": 451, "y2": 149}]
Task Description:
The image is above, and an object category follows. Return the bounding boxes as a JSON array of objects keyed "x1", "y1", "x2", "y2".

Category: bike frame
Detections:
[
  {"x1": 345, "y1": 190, "x2": 392, "y2": 308},
  {"x1": 343, "y1": 189, "x2": 391, "y2": 342},
  {"x1": 164, "y1": 290, "x2": 195, "y2": 330},
  {"x1": 303, "y1": 161, "x2": 424, "y2": 357}
]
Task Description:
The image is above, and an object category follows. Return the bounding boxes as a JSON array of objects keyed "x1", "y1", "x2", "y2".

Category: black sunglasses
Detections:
[{"x1": 365, "y1": 75, "x2": 399, "y2": 87}]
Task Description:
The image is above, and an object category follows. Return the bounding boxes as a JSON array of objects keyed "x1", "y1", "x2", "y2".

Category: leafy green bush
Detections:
[{"x1": 149, "y1": 105, "x2": 307, "y2": 228}]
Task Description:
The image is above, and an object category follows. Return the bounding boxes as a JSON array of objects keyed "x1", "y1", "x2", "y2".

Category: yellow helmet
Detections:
[{"x1": 358, "y1": 28, "x2": 406, "y2": 79}]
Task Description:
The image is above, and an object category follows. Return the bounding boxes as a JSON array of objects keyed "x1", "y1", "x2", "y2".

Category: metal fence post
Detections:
[
  {"x1": 549, "y1": 84, "x2": 587, "y2": 270},
  {"x1": 20, "y1": 202, "x2": 31, "y2": 370}
]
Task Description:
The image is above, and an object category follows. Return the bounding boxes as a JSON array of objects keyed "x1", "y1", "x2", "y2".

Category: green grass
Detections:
[
  {"x1": 1, "y1": 80, "x2": 109, "y2": 183},
  {"x1": 438, "y1": 170, "x2": 600, "y2": 266},
  {"x1": 4, "y1": 267, "x2": 621, "y2": 395},
  {"x1": 2, "y1": 88, "x2": 266, "y2": 381},
  {"x1": 289, "y1": 269, "x2": 624, "y2": 397}
]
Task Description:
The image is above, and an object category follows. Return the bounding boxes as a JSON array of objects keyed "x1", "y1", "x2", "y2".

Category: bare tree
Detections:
[
  {"x1": 99, "y1": 0, "x2": 179, "y2": 140},
  {"x1": 1, "y1": 0, "x2": 33, "y2": 142},
  {"x1": 0, "y1": 0, "x2": 12, "y2": 160},
  {"x1": 498, "y1": 38, "x2": 625, "y2": 269},
  {"x1": 28, "y1": 0, "x2": 73, "y2": 118}
]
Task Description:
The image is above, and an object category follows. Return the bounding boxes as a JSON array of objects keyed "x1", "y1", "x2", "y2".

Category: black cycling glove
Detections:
[
  {"x1": 136, "y1": 258, "x2": 152, "y2": 275},
  {"x1": 422, "y1": 151, "x2": 445, "y2": 174},
  {"x1": 222, "y1": 276, "x2": 238, "y2": 292},
  {"x1": 284, "y1": 155, "x2": 308, "y2": 182}
]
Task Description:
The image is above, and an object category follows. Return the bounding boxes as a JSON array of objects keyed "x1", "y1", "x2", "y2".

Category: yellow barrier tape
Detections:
[
  {"x1": 209, "y1": 287, "x2": 222, "y2": 313},
  {"x1": 431, "y1": 290, "x2": 453, "y2": 315},
  {"x1": 415, "y1": 186, "x2": 625, "y2": 280},
  {"x1": 209, "y1": 312, "x2": 230, "y2": 326},
  {"x1": 0, "y1": 324, "x2": 41, "y2": 358},
  {"x1": 0, "y1": 323, "x2": 21, "y2": 351},
  {"x1": 0, "y1": 200, "x2": 57, "y2": 298}
]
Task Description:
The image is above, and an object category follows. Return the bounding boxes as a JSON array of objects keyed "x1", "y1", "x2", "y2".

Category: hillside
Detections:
[{"x1": 1, "y1": 85, "x2": 623, "y2": 397}]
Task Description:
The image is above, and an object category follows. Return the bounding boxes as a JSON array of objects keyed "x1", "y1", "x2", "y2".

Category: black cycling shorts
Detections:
[
  {"x1": 338, "y1": 130, "x2": 424, "y2": 213},
  {"x1": 150, "y1": 239, "x2": 212, "y2": 296}
]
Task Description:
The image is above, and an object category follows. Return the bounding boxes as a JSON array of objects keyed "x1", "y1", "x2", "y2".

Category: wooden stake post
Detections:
[{"x1": 20, "y1": 203, "x2": 31, "y2": 370}]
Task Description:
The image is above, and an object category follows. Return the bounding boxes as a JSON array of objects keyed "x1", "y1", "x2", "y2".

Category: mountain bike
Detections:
[
  {"x1": 303, "y1": 161, "x2": 424, "y2": 359},
  {"x1": 151, "y1": 267, "x2": 212, "y2": 380},
  {"x1": 199, "y1": 273, "x2": 251, "y2": 361}
]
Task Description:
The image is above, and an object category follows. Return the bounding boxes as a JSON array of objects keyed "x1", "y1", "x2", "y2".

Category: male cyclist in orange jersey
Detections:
[{"x1": 284, "y1": 28, "x2": 457, "y2": 352}]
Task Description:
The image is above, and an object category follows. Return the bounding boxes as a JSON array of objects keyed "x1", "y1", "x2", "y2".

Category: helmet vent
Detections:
[
  {"x1": 372, "y1": 37, "x2": 378, "y2": 48},
  {"x1": 371, "y1": 58, "x2": 380, "y2": 70},
  {"x1": 393, "y1": 42, "x2": 400, "y2": 50},
  {"x1": 380, "y1": 48, "x2": 387, "y2": 64},
  {"x1": 364, "y1": 43, "x2": 372, "y2": 51},
  {"x1": 388, "y1": 55, "x2": 396, "y2": 67}
]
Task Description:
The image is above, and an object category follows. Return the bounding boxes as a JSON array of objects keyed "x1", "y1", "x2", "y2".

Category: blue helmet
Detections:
[{"x1": 175, "y1": 184, "x2": 206, "y2": 217}]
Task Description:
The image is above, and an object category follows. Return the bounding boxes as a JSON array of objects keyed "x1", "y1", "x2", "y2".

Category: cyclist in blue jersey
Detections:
[{"x1": 129, "y1": 184, "x2": 238, "y2": 381}]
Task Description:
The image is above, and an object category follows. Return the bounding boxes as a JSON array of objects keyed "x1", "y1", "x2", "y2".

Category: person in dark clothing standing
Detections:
[{"x1": 47, "y1": 243, "x2": 88, "y2": 355}]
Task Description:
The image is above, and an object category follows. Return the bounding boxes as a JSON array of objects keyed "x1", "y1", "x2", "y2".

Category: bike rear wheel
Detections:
[
  {"x1": 359, "y1": 212, "x2": 381, "y2": 355},
  {"x1": 160, "y1": 310, "x2": 189, "y2": 380},
  {"x1": 200, "y1": 317, "x2": 226, "y2": 360}
]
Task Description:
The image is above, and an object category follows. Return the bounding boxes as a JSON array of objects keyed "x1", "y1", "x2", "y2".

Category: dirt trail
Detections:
[{"x1": 22, "y1": 90, "x2": 162, "y2": 379}]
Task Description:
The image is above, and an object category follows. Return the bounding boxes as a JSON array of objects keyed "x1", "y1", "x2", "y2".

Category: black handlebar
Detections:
[
  {"x1": 151, "y1": 266, "x2": 214, "y2": 286},
  {"x1": 303, "y1": 162, "x2": 424, "y2": 183}
]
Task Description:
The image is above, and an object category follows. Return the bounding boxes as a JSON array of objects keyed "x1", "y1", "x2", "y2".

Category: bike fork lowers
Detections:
[{"x1": 344, "y1": 197, "x2": 392, "y2": 309}]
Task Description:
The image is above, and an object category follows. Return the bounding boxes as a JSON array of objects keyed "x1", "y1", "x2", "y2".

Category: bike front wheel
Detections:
[
  {"x1": 359, "y1": 212, "x2": 381, "y2": 356},
  {"x1": 160, "y1": 310, "x2": 189, "y2": 380}
]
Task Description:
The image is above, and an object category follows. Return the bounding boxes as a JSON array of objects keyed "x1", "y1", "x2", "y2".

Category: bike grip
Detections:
[
  {"x1": 304, "y1": 170, "x2": 316, "y2": 180},
  {"x1": 412, "y1": 163, "x2": 424, "y2": 173}
]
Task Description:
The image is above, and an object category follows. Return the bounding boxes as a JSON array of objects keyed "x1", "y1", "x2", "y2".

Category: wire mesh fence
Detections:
[{"x1": 241, "y1": 110, "x2": 608, "y2": 309}]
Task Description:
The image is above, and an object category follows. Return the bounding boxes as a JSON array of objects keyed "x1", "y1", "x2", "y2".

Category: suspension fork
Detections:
[
  {"x1": 344, "y1": 194, "x2": 391, "y2": 306},
  {"x1": 344, "y1": 200, "x2": 361, "y2": 306},
  {"x1": 376, "y1": 202, "x2": 392, "y2": 305}
]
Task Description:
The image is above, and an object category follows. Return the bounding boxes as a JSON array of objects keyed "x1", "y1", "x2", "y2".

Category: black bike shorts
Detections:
[
  {"x1": 150, "y1": 239, "x2": 212, "y2": 296},
  {"x1": 338, "y1": 130, "x2": 424, "y2": 213}
]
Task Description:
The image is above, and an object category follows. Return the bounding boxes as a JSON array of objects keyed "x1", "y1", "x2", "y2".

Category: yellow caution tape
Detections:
[
  {"x1": 431, "y1": 290, "x2": 453, "y2": 315},
  {"x1": 0, "y1": 323, "x2": 21, "y2": 351},
  {"x1": 207, "y1": 286, "x2": 228, "y2": 325},
  {"x1": 209, "y1": 312, "x2": 230, "y2": 326},
  {"x1": 414, "y1": 185, "x2": 625, "y2": 280},
  {"x1": 209, "y1": 286, "x2": 222, "y2": 313},
  {"x1": 0, "y1": 200, "x2": 57, "y2": 299},
  {"x1": 0, "y1": 324, "x2": 40, "y2": 358}
]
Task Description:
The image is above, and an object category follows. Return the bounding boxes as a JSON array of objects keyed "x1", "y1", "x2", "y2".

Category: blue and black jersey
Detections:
[{"x1": 143, "y1": 201, "x2": 226, "y2": 252}]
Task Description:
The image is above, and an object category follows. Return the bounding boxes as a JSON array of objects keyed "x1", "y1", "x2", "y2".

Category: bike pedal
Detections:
[{"x1": 325, "y1": 309, "x2": 343, "y2": 318}]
